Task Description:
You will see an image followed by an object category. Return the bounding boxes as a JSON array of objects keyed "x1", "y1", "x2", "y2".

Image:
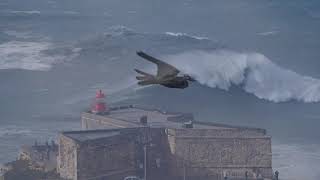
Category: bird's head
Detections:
[{"x1": 183, "y1": 74, "x2": 196, "y2": 82}]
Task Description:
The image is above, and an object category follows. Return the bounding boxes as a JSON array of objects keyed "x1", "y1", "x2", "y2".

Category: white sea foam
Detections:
[
  {"x1": 166, "y1": 50, "x2": 320, "y2": 103},
  {"x1": 9, "y1": 10, "x2": 41, "y2": 14},
  {"x1": 165, "y1": 32, "x2": 209, "y2": 40},
  {"x1": 257, "y1": 30, "x2": 279, "y2": 36},
  {"x1": 106, "y1": 25, "x2": 135, "y2": 36},
  {"x1": 0, "y1": 126, "x2": 32, "y2": 137},
  {"x1": 0, "y1": 41, "x2": 66, "y2": 71}
]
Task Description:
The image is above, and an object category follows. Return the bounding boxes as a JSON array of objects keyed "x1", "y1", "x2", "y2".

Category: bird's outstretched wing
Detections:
[{"x1": 136, "y1": 51, "x2": 179, "y2": 78}]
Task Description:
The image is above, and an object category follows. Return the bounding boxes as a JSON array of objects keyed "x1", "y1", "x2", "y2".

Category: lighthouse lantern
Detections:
[{"x1": 91, "y1": 90, "x2": 109, "y2": 114}]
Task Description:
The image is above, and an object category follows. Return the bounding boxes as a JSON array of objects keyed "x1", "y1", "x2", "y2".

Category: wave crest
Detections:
[
  {"x1": 102, "y1": 26, "x2": 210, "y2": 42},
  {"x1": 104, "y1": 25, "x2": 137, "y2": 37},
  {"x1": 165, "y1": 32, "x2": 209, "y2": 40},
  {"x1": 167, "y1": 50, "x2": 320, "y2": 103}
]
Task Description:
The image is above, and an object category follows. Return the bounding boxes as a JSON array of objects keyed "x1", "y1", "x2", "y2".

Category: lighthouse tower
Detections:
[{"x1": 91, "y1": 90, "x2": 109, "y2": 114}]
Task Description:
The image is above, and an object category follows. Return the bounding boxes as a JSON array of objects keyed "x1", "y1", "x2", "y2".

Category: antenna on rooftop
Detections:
[{"x1": 140, "y1": 115, "x2": 148, "y2": 125}]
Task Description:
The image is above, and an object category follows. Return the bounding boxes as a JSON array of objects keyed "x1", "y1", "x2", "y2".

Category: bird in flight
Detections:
[{"x1": 135, "y1": 51, "x2": 195, "y2": 89}]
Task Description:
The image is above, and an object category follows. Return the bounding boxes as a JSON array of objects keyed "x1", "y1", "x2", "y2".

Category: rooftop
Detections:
[
  {"x1": 83, "y1": 105, "x2": 266, "y2": 131},
  {"x1": 84, "y1": 105, "x2": 238, "y2": 130},
  {"x1": 66, "y1": 105, "x2": 268, "y2": 142},
  {"x1": 63, "y1": 129, "x2": 121, "y2": 142}
]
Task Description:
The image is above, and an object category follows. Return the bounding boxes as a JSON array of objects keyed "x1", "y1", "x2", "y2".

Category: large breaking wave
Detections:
[
  {"x1": 166, "y1": 50, "x2": 320, "y2": 103},
  {"x1": 70, "y1": 26, "x2": 320, "y2": 103}
]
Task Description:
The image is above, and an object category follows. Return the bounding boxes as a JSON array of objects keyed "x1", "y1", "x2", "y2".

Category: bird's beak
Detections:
[
  {"x1": 186, "y1": 75, "x2": 196, "y2": 82},
  {"x1": 189, "y1": 77, "x2": 196, "y2": 82}
]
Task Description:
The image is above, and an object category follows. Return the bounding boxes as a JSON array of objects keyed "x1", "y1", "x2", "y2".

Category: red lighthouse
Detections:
[{"x1": 91, "y1": 90, "x2": 108, "y2": 114}]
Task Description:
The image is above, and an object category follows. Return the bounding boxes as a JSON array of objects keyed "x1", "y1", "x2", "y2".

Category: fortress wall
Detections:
[
  {"x1": 175, "y1": 137, "x2": 272, "y2": 167},
  {"x1": 58, "y1": 135, "x2": 77, "y2": 180},
  {"x1": 59, "y1": 131, "x2": 143, "y2": 180},
  {"x1": 60, "y1": 114, "x2": 273, "y2": 180},
  {"x1": 171, "y1": 167, "x2": 273, "y2": 180},
  {"x1": 167, "y1": 135, "x2": 176, "y2": 154},
  {"x1": 170, "y1": 136, "x2": 272, "y2": 179},
  {"x1": 170, "y1": 128, "x2": 266, "y2": 138},
  {"x1": 76, "y1": 136, "x2": 136, "y2": 180},
  {"x1": 145, "y1": 129, "x2": 175, "y2": 179},
  {"x1": 81, "y1": 113, "x2": 136, "y2": 130}
]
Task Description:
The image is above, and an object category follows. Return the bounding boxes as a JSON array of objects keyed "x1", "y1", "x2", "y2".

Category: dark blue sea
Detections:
[{"x1": 1, "y1": 0, "x2": 320, "y2": 179}]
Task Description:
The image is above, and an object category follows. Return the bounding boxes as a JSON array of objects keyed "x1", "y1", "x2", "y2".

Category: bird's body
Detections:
[
  {"x1": 161, "y1": 77, "x2": 189, "y2": 89},
  {"x1": 135, "y1": 51, "x2": 194, "y2": 89},
  {"x1": 137, "y1": 74, "x2": 189, "y2": 88}
]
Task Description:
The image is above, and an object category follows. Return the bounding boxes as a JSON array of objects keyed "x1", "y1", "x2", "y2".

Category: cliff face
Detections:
[{"x1": 2, "y1": 160, "x2": 63, "y2": 180}]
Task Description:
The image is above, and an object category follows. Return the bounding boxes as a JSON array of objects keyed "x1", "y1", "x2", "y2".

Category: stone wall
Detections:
[
  {"x1": 76, "y1": 135, "x2": 137, "y2": 180},
  {"x1": 167, "y1": 130, "x2": 272, "y2": 179},
  {"x1": 58, "y1": 135, "x2": 77, "y2": 180},
  {"x1": 81, "y1": 113, "x2": 139, "y2": 130},
  {"x1": 58, "y1": 126, "x2": 272, "y2": 180},
  {"x1": 58, "y1": 128, "x2": 150, "y2": 180},
  {"x1": 143, "y1": 128, "x2": 172, "y2": 180},
  {"x1": 168, "y1": 128, "x2": 266, "y2": 138}
]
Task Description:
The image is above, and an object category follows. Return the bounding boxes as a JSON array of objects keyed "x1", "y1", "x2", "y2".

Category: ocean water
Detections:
[{"x1": 1, "y1": 0, "x2": 320, "y2": 179}]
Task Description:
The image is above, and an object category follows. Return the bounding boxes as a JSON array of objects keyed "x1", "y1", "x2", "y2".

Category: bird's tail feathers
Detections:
[
  {"x1": 138, "y1": 80, "x2": 155, "y2": 86},
  {"x1": 135, "y1": 69, "x2": 156, "y2": 86},
  {"x1": 135, "y1": 69, "x2": 152, "y2": 76}
]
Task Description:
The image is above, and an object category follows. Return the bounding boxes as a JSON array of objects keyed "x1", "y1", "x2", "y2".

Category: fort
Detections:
[
  {"x1": 2, "y1": 90, "x2": 274, "y2": 180},
  {"x1": 58, "y1": 104, "x2": 273, "y2": 180}
]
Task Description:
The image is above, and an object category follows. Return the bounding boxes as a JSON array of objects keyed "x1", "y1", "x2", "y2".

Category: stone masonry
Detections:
[{"x1": 58, "y1": 106, "x2": 273, "y2": 180}]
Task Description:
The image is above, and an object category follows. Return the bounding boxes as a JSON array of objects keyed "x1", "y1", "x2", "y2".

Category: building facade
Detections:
[{"x1": 58, "y1": 106, "x2": 273, "y2": 180}]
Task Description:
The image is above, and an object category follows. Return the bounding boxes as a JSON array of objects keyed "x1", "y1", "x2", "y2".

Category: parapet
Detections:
[{"x1": 81, "y1": 105, "x2": 266, "y2": 132}]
